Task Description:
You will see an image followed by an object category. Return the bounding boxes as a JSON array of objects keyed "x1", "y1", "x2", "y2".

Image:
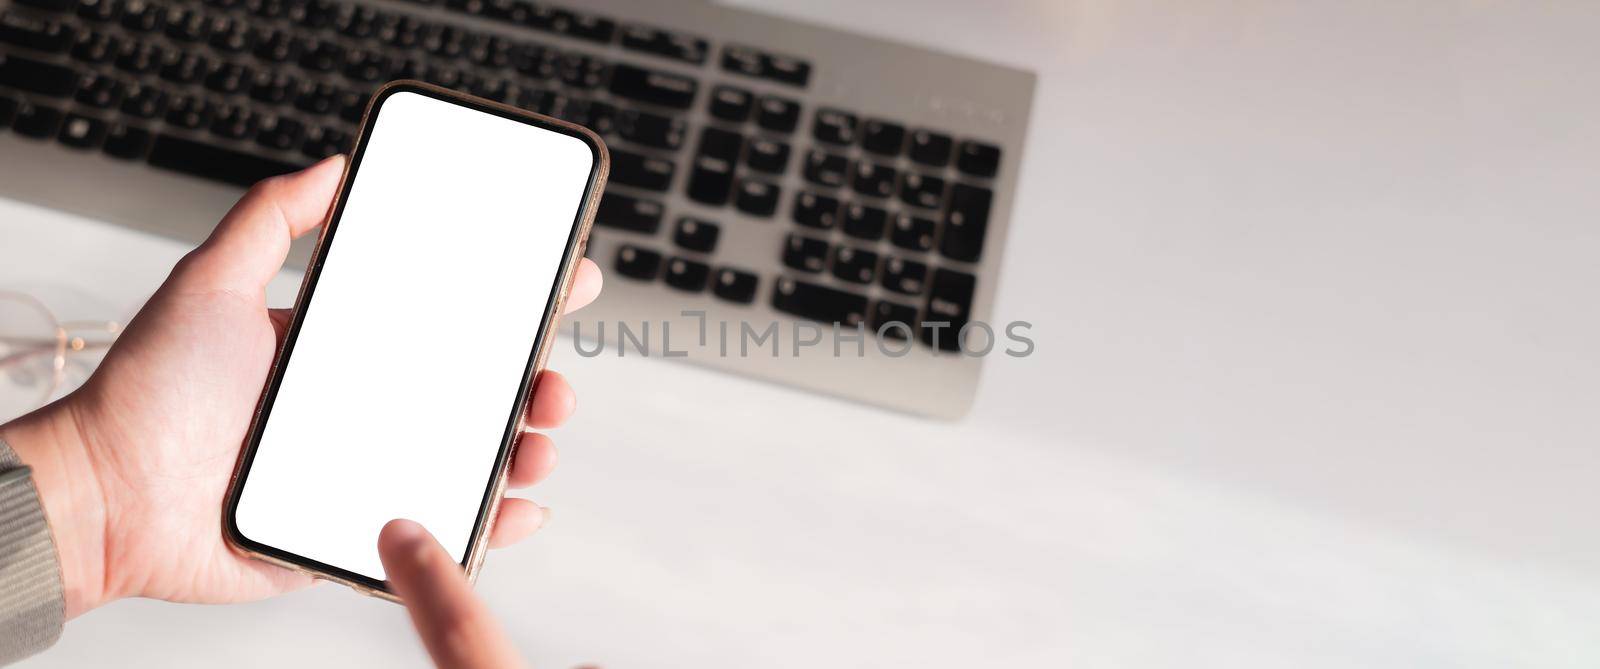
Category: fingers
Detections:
[
  {"x1": 524, "y1": 371, "x2": 575, "y2": 429},
  {"x1": 507, "y1": 431, "x2": 557, "y2": 488},
  {"x1": 563, "y1": 258, "x2": 602, "y2": 314},
  {"x1": 486, "y1": 498, "x2": 547, "y2": 549},
  {"x1": 379, "y1": 520, "x2": 526, "y2": 669},
  {"x1": 177, "y1": 155, "x2": 346, "y2": 292}
]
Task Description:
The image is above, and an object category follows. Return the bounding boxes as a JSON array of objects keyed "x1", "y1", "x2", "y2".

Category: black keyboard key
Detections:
[
  {"x1": 256, "y1": 115, "x2": 303, "y2": 151},
  {"x1": 595, "y1": 192, "x2": 663, "y2": 234},
  {"x1": 293, "y1": 0, "x2": 337, "y2": 29},
  {"x1": 74, "y1": 73, "x2": 123, "y2": 108},
  {"x1": 791, "y1": 191, "x2": 838, "y2": 230},
  {"x1": 760, "y1": 52, "x2": 810, "y2": 88},
  {"x1": 909, "y1": 129, "x2": 953, "y2": 166},
  {"x1": 300, "y1": 125, "x2": 350, "y2": 158},
  {"x1": 721, "y1": 44, "x2": 810, "y2": 88},
  {"x1": 734, "y1": 178, "x2": 779, "y2": 217},
  {"x1": 294, "y1": 81, "x2": 339, "y2": 115},
  {"x1": 890, "y1": 212, "x2": 936, "y2": 252},
  {"x1": 861, "y1": 119, "x2": 906, "y2": 156},
  {"x1": 102, "y1": 123, "x2": 151, "y2": 159},
  {"x1": 663, "y1": 257, "x2": 710, "y2": 292},
  {"x1": 56, "y1": 112, "x2": 106, "y2": 148},
  {"x1": 608, "y1": 63, "x2": 696, "y2": 109},
  {"x1": 720, "y1": 45, "x2": 761, "y2": 77},
  {"x1": 208, "y1": 18, "x2": 254, "y2": 53},
  {"x1": 870, "y1": 300, "x2": 918, "y2": 339},
  {"x1": 11, "y1": 100, "x2": 63, "y2": 138},
  {"x1": 163, "y1": 8, "x2": 208, "y2": 42},
  {"x1": 510, "y1": 43, "x2": 554, "y2": 79},
  {"x1": 613, "y1": 244, "x2": 661, "y2": 281},
  {"x1": 204, "y1": 62, "x2": 252, "y2": 95},
  {"x1": 754, "y1": 95, "x2": 798, "y2": 133},
  {"x1": 583, "y1": 100, "x2": 615, "y2": 135},
  {"x1": 210, "y1": 104, "x2": 259, "y2": 140},
  {"x1": 76, "y1": 0, "x2": 120, "y2": 23},
  {"x1": 782, "y1": 234, "x2": 828, "y2": 273},
  {"x1": 772, "y1": 278, "x2": 866, "y2": 326},
  {"x1": 672, "y1": 217, "x2": 719, "y2": 253},
  {"x1": 556, "y1": 52, "x2": 605, "y2": 89},
  {"x1": 941, "y1": 183, "x2": 992, "y2": 262},
  {"x1": 465, "y1": 35, "x2": 511, "y2": 69},
  {"x1": 956, "y1": 140, "x2": 1001, "y2": 178},
  {"x1": 697, "y1": 126, "x2": 741, "y2": 160},
  {"x1": 922, "y1": 268, "x2": 975, "y2": 351},
  {"x1": 708, "y1": 85, "x2": 752, "y2": 122},
  {"x1": 148, "y1": 133, "x2": 299, "y2": 186},
  {"x1": 159, "y1": 51, "x2": 209, "y2": 84},
  {"x1": 15, "y1": 0, "x2": 75, "y2": 11},
  {"x1": 422, "y1": 64, "x2": 472, "y2": 89},
  {"x1": 881, "y1": 257, "x2": 927, "y2": 295},
  {"x1": 801, "y1": 149, "x2": 847, "y2": 188},
  {"x1": 0, "y1": 12, "x2": 77, "y2": 52},
  {"x1": 851, "y1": 161, "x2": 896, "y2": 199},
  {"x1": 620, "y1": 25, "x2": 706, "y2": 64},
  {"x1": 0, "y1": 53, "x2": 81, "y2": 98},
  {"x1": 253, "y1": 30, "x2": 300, "y2": 62},
  {"x1": 560, "y1": 12, "x2": 614, "y2": 43},
  {"x1": 614, "y1": 109, "x2": 684, "y2": 150},
  {"x1": 686, "y1": 126, "x2": 741, "y2": 205},
  {"x1": 113, "y1": 41, "x2": 166, "y2": 74},
  {"x1": 298, "y1": 39, "x2": 343, "y2": 72},
  {"x1": 744, "y1": 137, "x2": 788, "y2": 173},
  {"x1": 841, "y1": 203, "x2": 887, "y2": 240},
  {"x1": 248, "y1": 70, "x2": 294, "y2": 104},
  {"x1": 899, "y1": 172, "x2": 946, "y2": 210},
  {"x1": 164, "y1": 94, "x2": 213, "y2": 129},
  {"x1": 711, "y1": 268, "x2": 758, "y2": 304},
  {"x1": 333, "y1": 4, "x2": 379, "y2": 39},
  {"x1": 70, "y1": 30, "x2": 120, "y2": 63},
  {"x1": 342, "y1": 49, "x2": 392, "y2": 82},
  {"x1": 118, "y1": 0, "x2": 165, "y2": 32},
  {"x1": 420, "y1": 24, "x2": 467, "y2": 60},
  {"x1": 337, "y1": 89, "x2": 370, "y2": 122},
  {"x1": 812, "y1": 108, "x2": 856, "y2": 145},
  {"x1": 830, "y1": 246, "x2": 878, "y2": 284},
  {"x1": 119, "y1": 83, "x2": 165, "y2": 117},
  {"x1": 610, "y1": 149, "x2": 674, "y2": 192}
]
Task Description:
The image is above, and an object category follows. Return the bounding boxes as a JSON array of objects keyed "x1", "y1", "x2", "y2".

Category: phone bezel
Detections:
[{"x1": 221, "y1": 80, "x2": 609, "y2": 599}]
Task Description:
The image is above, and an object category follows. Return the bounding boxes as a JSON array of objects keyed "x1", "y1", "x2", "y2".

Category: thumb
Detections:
[
  {"x1": 379, "y1": 520, "x2": 527, "y2": 669},
  {"x1": 175, "y1": 155, "x2": 345, "y2": 292}
]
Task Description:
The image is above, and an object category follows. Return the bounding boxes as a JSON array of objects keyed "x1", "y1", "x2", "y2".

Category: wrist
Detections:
[{"x1": 1, "y1": 401, "x2": 110, "y2": 618}]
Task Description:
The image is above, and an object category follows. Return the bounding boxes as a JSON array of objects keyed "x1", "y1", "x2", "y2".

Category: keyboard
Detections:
[{"x1": 0, "y1": 0, "x2": 1035, "y2": 418}]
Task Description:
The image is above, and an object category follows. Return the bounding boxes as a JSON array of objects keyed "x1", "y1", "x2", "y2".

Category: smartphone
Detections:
[{"x1": 223, "y1": 81, "x2": 608, "y2": 600}]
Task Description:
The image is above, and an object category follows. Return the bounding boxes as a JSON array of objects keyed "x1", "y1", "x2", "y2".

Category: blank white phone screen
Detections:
[{"x1": 233, "y1": 90, "x2": 595, "y2": 581}]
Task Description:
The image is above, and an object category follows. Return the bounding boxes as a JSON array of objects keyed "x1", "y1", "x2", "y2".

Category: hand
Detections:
[
  {"x1": 0, "y1": 156, "x2": 603, "y2": 617},
  {"x1": 378, "y1": 519, "x2": 528, "y2": 669}
]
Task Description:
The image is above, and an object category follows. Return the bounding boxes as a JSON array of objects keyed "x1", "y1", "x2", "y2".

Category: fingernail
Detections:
[{"x1": 538, "y1": 505, "x2": 552, "y2": 528}]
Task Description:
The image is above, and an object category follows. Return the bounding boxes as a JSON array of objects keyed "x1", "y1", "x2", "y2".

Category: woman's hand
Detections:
[
  {"x1": 0, "y1": 156, "x2": 602, "y2": 617},
  {"x1": 379, "y1": 519, "x2": 529, "y2": 669}
]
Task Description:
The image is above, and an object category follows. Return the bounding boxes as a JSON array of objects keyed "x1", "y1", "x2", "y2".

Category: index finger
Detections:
[{"x1": 378, "y1": 520, "x2": 527, "y2": 669}]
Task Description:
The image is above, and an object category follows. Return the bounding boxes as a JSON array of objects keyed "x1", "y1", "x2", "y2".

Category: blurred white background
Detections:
[{"x1": 6, "y1": 0, "x2": 1599, "y2": 666}]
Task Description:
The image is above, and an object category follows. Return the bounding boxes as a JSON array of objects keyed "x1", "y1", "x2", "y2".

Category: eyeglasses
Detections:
[{"x1": 0, "y1": 291, "x2": 120, "y2": 422}]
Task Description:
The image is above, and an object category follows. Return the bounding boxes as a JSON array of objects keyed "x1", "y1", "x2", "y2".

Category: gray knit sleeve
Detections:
[{"x1": 0, "y1": 437, "x2": 65, "y2": 665}]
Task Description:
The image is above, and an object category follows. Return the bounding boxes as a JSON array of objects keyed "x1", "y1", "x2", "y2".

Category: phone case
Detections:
[{"x1": 221, "y1": 80, "x2": 610, "y2": 603}]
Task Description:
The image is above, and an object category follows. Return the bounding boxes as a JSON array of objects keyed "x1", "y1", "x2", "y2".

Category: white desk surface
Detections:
[{"x1": 8, "y1": 0, "x2": 1600, "y2": 667}]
